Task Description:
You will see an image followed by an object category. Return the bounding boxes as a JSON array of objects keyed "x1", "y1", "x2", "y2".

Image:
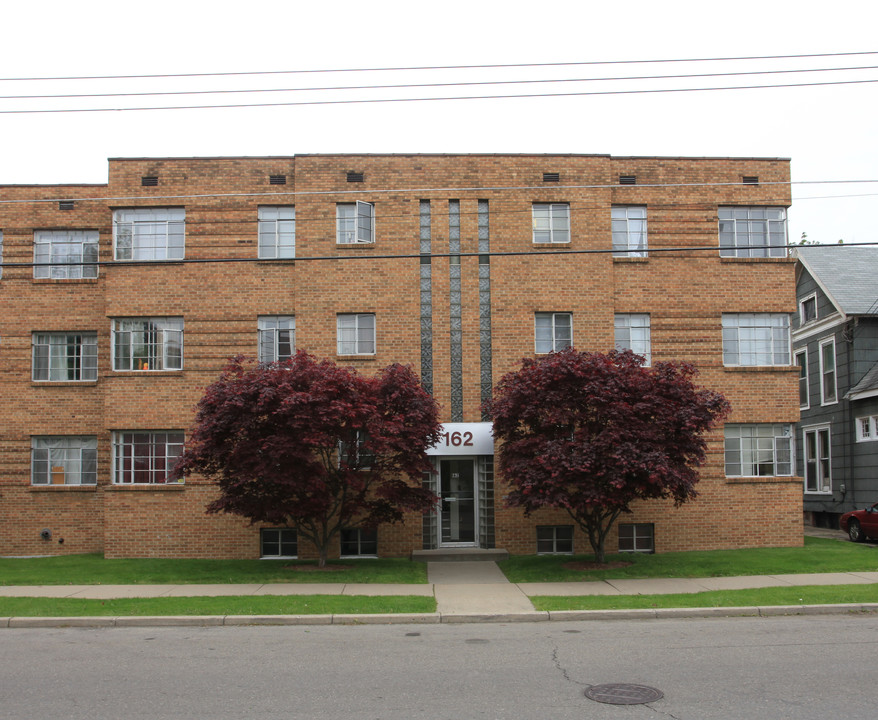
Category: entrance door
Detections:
[{"x1": 439, "y1": 458, "x2": 477, "y2": 546}]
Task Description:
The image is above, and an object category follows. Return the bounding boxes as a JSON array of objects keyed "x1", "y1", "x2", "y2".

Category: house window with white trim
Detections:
[
  {"x1": 258, "y1": 316, "x2": 295, "y2": 363},
  {"x1": 795, "y1": 349, "x2": 809, "y2": 410},
  {"x1": 340, "y1": 528, "x2": 378, "y2": 557},
  {"x1": 34, "y1": 230, "x2": 99, "y2": 279},
  {"x1": 615, "y1": 314, "x2": 651, "y2": 364},
  {"x1": 337, "y1": 313, "x2": 375, "y2": 355},
  {"x1": 819, "y1": 337, "x2": 837, "y2": 405},
  {"x1": 31, "y1": 436, "x2": 97, "y2": 485},
  {"x1": 803, "y1": 426, "x2": 831, "y2": 493},
  {"x1": 33, "y1": 332, "x2": 98, "y2": 381},
  {"x1": 722, "y1": 314, "x2": 790, "y2": 366},
  {"x1": 258, "y1": 206, "x2": 295, "y2": 259},
  {"x1": 618, "y1": 523, "x2": 654, "y2": 553},
  {"x1": 799, "y1": 294, "x2": 817, "y2": 324},
  {"x1": 113, "y1": 431, "x2": 185, "y2": 484},
  {"x1": 532, "y1": 203, "x2": 570, "y2": 244},
  {"x1": 535, "y1": 312, "x2": 572, "y2": 353},
  {"x1": 718, "y1": 207, "x2": 787, "y2": 258},
  {"x1": 113, "y1": 318, "x2": 183, "y2": 371},
  {"x1": 261, "y1": 528, "x2": 297, "y2": 558},
  {"x1": 113, "y1": 208, "x2": 185, "y2": 261},
  {"x1": 856, "y1": 416, "x2": 878, "y2": 442},
  {"x1": 337, "y1": 202, "x2": 374, "y2": 244},
  {"x1": 611, "y1": 206, "x2": 647, "y2": 257},
  {"x1": 536, "y1": 526, "x2": 574, "y2": 554},
  {"x1": 724, "y1": 424, "x2": 793, "y2": 477}
]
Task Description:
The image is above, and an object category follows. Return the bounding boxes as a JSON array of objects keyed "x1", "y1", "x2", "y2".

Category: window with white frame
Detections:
[
  {"x1": 532, "y1": 203, "x2": 570, "y2": 244},
  {"x1": 113, "y1": 318, "x2": 183, "y2": 371},
  {"x1": 535, "y1": 312, "x2": 572, "y2": 353},
  {"x1": 337, "y1": 313, "x2": 375, "y2": 355},
  {"x1": 803, "y1": 425, "x2": 831, "y2": 493},
  {"x1": 113, "y1": 208, "x2": 185, "y2": 260},
  {"x1": 615, "y1": 314, "x2": 651, "y2": 364},
  {"x1": 337, "y1": 202, "x2": 374, "y2": 244},
  {"x1": 33, "y1": 332, "x2": 98, "y2": 381},
  {"x1": 819, "y1": 338, "x2": 837, "y2": 404},
  {"x1": 341, "y1": 528, "x2": 378, "y2": 557},
  {"x1": 722, "y1": 313, "x2": 790, "y2": 366},
  {"x1": 536, "y1": 526, "x2": 574, "y2": 554},
  {"x1": 34, "y1": 230, "x2": 99, "y2": 279},
  {"x1": 611, "y1": 206, "x2": 647, "y2": 257},
  {"x1": 258, "y1": 206, "x2": 295, "y2": 259},
  {"x1": 718, "y1": 207, "x2": 787, "y2": 258},
  {"x1": 338, "y1": 430, "x2": 373, "y2": 469},
  {"x1": 724, "y1": 424, "x2": 793, "y2": 477},
  {"x1": 258, "y1": 316, "x2": 295, "y2": 363},
  {"x1": 113, "y1": 431, "x2": 184, "y2": 484},
  {"x1": 795, "y1": 349, "x2": 809, "y2": 409},
  {"x1": 618, "y1": 523, "x2": 654, "y2": 553},
  {"x1": 799, "y1": 294, "x2": 817, "y2": 324},
  {"x1": 32, "y1": 436, "x2": 97, "y2": 485},
  {"x1": 261, "y1": 528, "x2": 297, "y2": 558},
  {"x1": 856, "y1": 416, "x2": 878, "y2": 442}
]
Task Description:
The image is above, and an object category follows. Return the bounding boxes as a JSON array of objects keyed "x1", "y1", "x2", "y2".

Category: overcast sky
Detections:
[{"x1": 2, "y1": 0, "x2": 876, "y2": 246}]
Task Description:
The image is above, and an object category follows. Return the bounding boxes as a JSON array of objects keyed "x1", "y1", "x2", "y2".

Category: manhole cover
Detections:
[{"x1": 584, "y1": 684, "x2": 663, "y2": 705}]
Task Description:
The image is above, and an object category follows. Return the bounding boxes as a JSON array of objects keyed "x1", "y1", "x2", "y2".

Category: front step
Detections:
[{"x1": 411, "y1": 548, "x2": 509, "y2": 562}]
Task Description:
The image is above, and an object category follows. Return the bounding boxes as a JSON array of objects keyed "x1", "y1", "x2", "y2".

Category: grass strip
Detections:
[
  {"x1": 531, "y1": 583, "x2": 878, "y2": 611},
  {"x1": 0, "y1": 595, "x2": 436, "y2": 617},
  {"x1": 500, "y1": 537, "x2": 878, "y2": 583}
]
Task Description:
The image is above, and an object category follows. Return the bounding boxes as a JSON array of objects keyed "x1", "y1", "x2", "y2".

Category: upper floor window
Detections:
[
  {"x1": 856, "y1": 416, "x2": 878, "y2": 442},
  {"x1": 33, "y1": 332, "x2": 98, "y2": 381},
  {"x1": 611, "y1": 206, "x2": 647, "y2": 257},
  {"x1": 615, "y1": 314, "x2": 651, "y2": 364},
  {"x1": 337, "y1": 313, "x2": 375, "y2": 355},
  {"x1": 113, "y1": 208, "x2": 185, "y2": 261},
  {"x1": 718, "y1": 207, "x2": 787, "y2": 258},
  {"x1": 724, "y1": 423, "x2": 793, "y2": 477},
  {"x1": 532, "y1": 203, "x2": 570, "y2": 244},
  {"x1": 338, "y1": 431, "x2": 374, "y2": 470},
  {"x1": 803, "y1": 425, "x2": 831, "y2": 493},
  {"x1": 337, "y1": 201, "x2": 374, "y2": 244},
  {"x1": 535, "y1": 312, "x2": 572, "y2": 353},
  {"x1": 795, "y1": 349, "x2": 809, "y2": 410},
  {"x1": 819, "y1": 337, "x2": 837, "y2": 405},
  {"x1": 113, "y1": 431, "x2": 184, "y2": 484},
  {"x1": 799, "y1": 294, "x2": 817, "y2": 324},
  {"x1": 32, "y1": 436, "x2": 97, "y2": 485},
  {"x1": 722, "y1": 313, "x2": 790, "y2": 366},
  {"x1": 258, "y1": 316, "x2": 295, "y2": 363},
  {"x1": 34, "y1": 230, "x2": 99, "y2": 279},
  {"x1": 258, "y1": 206, "x2": 295, "y2": 259},
  {"x1": 113, "y1": 318, "x2": 183, "y2": 371}
]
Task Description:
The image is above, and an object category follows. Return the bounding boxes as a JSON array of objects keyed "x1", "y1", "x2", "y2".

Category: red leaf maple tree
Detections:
[
  {"x1": 486, "y1": 348, "x2": 731, "y2": 563},
  {"x1": 176, "y1": 352, "x2": 442, "y2": 567}
]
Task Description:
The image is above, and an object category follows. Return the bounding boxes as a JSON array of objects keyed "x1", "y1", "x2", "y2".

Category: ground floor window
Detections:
[
  {"x1": 536, "y1": 525, "x2": 574, "y2": 554},
  {"x1": 261, "y1": 528, "x2": 297, "y2": 558},
  {"x1": 803, "y1": 425, "x2": 831, "y2": 493},
  {"x1": 618, "y1": 523, "x2": 654, "y2": 553},
  {"x1": 340, "y1": 528, "x2": 378, "y2": 557}
]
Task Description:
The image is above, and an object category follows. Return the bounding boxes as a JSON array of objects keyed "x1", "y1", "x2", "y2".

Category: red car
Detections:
[{"x1": 839, "y1": 503, "x2": 878, "y2": 542}]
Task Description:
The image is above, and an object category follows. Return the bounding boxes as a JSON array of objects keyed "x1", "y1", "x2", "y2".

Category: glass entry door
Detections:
[{"x1": 439, "y1": 458, "x2": 476, "y2": 545}]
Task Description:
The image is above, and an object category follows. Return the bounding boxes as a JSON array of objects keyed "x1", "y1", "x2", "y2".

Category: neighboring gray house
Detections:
[{"x1": 792, "y1": 246, "x2": 878, "y2": 528}]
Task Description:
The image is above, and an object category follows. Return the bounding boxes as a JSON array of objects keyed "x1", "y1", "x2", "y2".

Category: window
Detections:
[
  {"x1": 113, "y1": 431, "x2": 184, "y2": 484},
  {"x1": 337, "y1": 313, "x2": 375, "y2": 355},
  {"x1": 341, "y1": 528, "x2": 378, "y2": 557},
  {"x1": 611, "y1": 206, "x2": 647, "y2": 257},
  {"x1": 338, "y1": 431, "x2": 374, "y2": 469},
  {"x1": 34, "y1": 230, "x2": 99, "y2": 279},
  {"x1": 724, "y1": 424, "x2": 793, "y2": 477},
  {"x1": 113, "y1": 208, "x2": 185, "y2": 260},
  {"x1": 258, "y1": 316, "x2": 295, "y2": 363},
  {"x1": 33, "y1": 333, "x2": 98, "y2": 381},
  {"x1": 800, "y1": 294, "x2": 817, "y2": 324},
  {"x1": 618, "y1": 523, "x2": 654, "y2": 553},
  {"x1": 258, "y1": 206, "x2": 295, "y2": 259},
  {"x1": 819, "y1": 338, "x2": 837, "y2": 404},
  {"x1": 534, "y1": 312, "x2": 572, "y2": 354},
  {"x1": 722, "y1": 314, "x2": 790, "y2": 366},
  {"x1": 856, "y1": 416, "x2": 878, "y2": 442},
  {"x1": 615, "y1": 314, "x2": 651, "y2": 364},
  {"x1": 261, "y1": 528, "x2": 297, "y2": 558},
  {"x1": 795, "y1": 349, "x2": 809, "y2": 409},
  {"x1": 803, "y1": 426, "x2": 831, "y2": 493},
  {"x1": 337, "y1": 201, "x2": 374, "y2": 244},
  {"x1": 718, "y1": 207, "x2": 787, "y2": 258},
  {"x1": 32, "y1": 436, "x2": 97, "y2": 485},
  {"x1": 536, "y1": 526, "x2": 574, "y2": 554},
  {"x1": 532, "y1": 203, "x2": 570, "y2": 243},
  {"x1": 113, "y1": 318, "x2": 183, "y2": 371}
]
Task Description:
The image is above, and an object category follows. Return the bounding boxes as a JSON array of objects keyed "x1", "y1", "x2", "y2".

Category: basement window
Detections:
[
  {"x1": 536, "y1": 525, "x2": 574, "y2": 554},
  {"x1": 618, "y1": 523, "x2": 654, "y2": 553},
  {"x1": 340, "y1": 528, "x2": 378, "y2": 557},
  {"x1": 261, "y1": 528, "x2": 298, "y2": 558}
]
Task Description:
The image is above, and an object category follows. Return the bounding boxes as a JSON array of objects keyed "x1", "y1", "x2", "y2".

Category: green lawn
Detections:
[
  {"x1": 0, "y1": 555, "x2": 427, "y2": 586},
  {"x1": 0, "y1": 595, "x2": 436, "y2": 617},
  {"x1": 499, "y1": 537, "x2": 878, "y2": 583}
]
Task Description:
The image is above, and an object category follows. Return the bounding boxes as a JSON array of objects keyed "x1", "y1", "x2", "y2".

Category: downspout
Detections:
[{"x1": 843, "y1": 319, "x2": 856, "y2": 511}]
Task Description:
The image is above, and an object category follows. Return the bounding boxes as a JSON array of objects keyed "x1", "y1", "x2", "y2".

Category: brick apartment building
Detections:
[{"x1": 0, "y1": 154, "x2": 802, "y2": 559}]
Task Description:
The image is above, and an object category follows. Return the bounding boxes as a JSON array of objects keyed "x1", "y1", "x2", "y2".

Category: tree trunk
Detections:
[{"x1": 318, "y1": 546, "x2": 328, "y2": 569}]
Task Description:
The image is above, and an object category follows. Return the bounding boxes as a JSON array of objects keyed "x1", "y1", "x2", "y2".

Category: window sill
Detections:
[
  {"x1": 107, "y1": 484, "x2": 186, "y2": 491},
  {"x1": 719, "y1": 257, "x2": 794, "y2": 263},
  {"x1": 336, "y1": 242, "x2": 376, "y2": 248},
  {"x1": 613, "y1": 256, "x2": 649, "y2": 262},
  {"x1": 29, "y1": 484, "x2": 98, "y2": 493},
  {"x1": 723, "y1": 365, "x2": 797, "y2": 373},
  {"x1": 31, "y1": 380, "x2": 99, "y2": 387},
  {"x1": 33, "y1": 278, "x2": 100, "y2": 284},
  {"x1": 532, "y1": 241, "x2": 570, "y2": 247},
  {"x1": 335, "y1": 355, "x2": 377, "y2": 362},
  {"x1": 110, "y1": 370, "x2": 185, "y2": 376},
  {"x1": 804, "y1": 490, "x2": 833, "y2": 496},
  {"x1": 726, "y1": 476, "x2": 800, "y2": 484}
]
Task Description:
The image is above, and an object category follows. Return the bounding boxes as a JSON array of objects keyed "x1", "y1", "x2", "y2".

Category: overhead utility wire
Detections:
[
  {"x1": 1, "y1": 50, "x2": 875, "y2": 82},
  {"x1": 4, "y1": 64, "x2": 876, "y2": 101}
]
